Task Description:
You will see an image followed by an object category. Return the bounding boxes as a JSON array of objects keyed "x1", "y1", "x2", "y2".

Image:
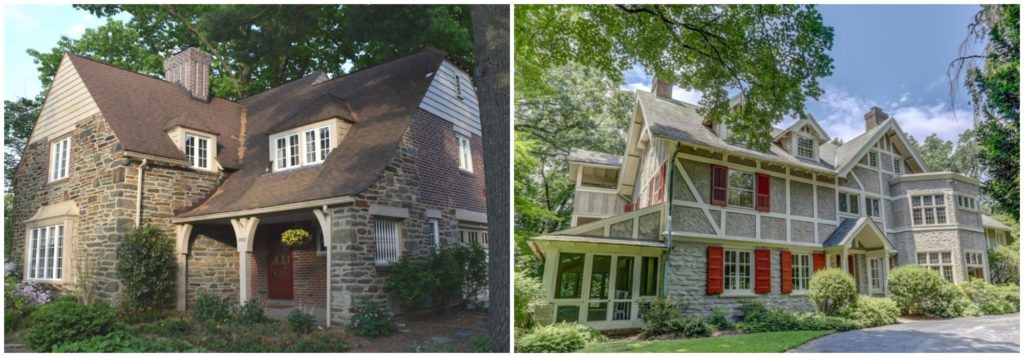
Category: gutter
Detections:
[
  {"x1": 136, "y1": 159, "x2": 148, "y2": 226},
  {"x1": 663, "y1": 144, "x2": 682, "y2": 298}
]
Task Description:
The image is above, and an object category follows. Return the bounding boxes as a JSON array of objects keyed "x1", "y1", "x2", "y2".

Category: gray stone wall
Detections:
[
  {"x1": 791, "y1": 221, "x2": 815, "y2": 243},
  {"x1": 725, "y1": 212, "x2": 756, "y2": 238},
  {"x1": 186, "y1": 227, "x2": 239, "y2": 303},
  {"x1": 638, "y1": 212, "x2": 661, "y2": 240},
  {"x1": 673, "y1": 206, "x2": 715, "y2": 235},
  {"x1": 816, "y1": 186, "x2": 836, "y2": 220},
  {"x1": 761, "y1": 217, "x2": 786, "y2": 241},
  {"x1": 789, "y1": 181, "x2": 813, "y2": 217},
  {"x1": 770, "y1": 177, "x2": 787, "y2": 214},
  {"x1": 681, "y1": 159, "x2": 711, "y2": 203},
  {"x1": 853, "y1": 166, "x2": 880, "y2": 194},
  {"x1": 673, "y1": 169, "x2": 696, "y2": 202}
]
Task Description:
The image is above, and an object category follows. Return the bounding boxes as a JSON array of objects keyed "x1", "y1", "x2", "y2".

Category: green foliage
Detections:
[
  {"x1": 959, "y1": 279, "x2": 1019, "y2": 315},
  {"x1": 988, "y1": 243, "x2": 1020, "y2": 284},
  {"x1": 514, "y1": 271, "x2": 544, "y2": 333},
  {"x1": 515, "y1": 4, "x2": 834, "y2": 151},
  {"x1": 841, "y1": 296, "x2": 900, "y2": 328},
  {"x1": 4, "y1": 276, "x2": 38, "y2": 332},
  {"x1": 139, "y1": 317, "x2": 191, "y2": 339},
  {"x1": 930, "y1": 284, "x2": 975, "y2": 318},
  {"x1": 808, "y1": 268, "x2": 858, "y2": 316},
  {"x1": 4, "y1": 97, "x2": 41, "y2": 191},
  {"x1": 191, "y1": 293, "x2": 232, "y2": 324},
  {"x1": 236, "y1": 299, "x2": 266, "y2": 324},
  {"x1": 908, "y1": 131, "x2": 984, "y2": 178},
  {"x1": 287, "y1": 309, "x2": 316, "y2": 334},
  {"x1": 284, "y1": 331, "x2": 349, "y2": 352},
  {"x1": 115, "y1": 224, "x2": 176, "y2": 317},
  {"x1": 673, "y1": 315, "x2": 712, "y2": 338},
  {"x1": 52, "y1": 330, "x2": 177, "y2": 352},
  {"x1": 707, "y1": 306, "x2": 735, "y2": 330},
  {"x1": 514, "y1": 322, "x2": 606, "y2": 353},
  {"x1": 641, "y1": 297, "x2": 685, "y2": 337},
  {"x1": 386, "y1": 243, "x2": 489, "y2": 311},
  {"x1": 349, "y1": 300, "x2": 395, "y2": 338},
  {"x1": 737, "y1": 301, "x2": 859, "y2": 333},
  {"x1": 280, "y1": 228, "x2": 311, "y2": 247},
  {"x1": 886, "y1": 265, "x2": 952, "y2": 315},
  {"x1": 22, "y1": 299, "x2": 121, "y2": 352}
]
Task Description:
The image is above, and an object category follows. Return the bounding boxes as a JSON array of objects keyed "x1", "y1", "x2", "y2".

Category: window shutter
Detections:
[
  {"x1": 711, "y1": 165, "x2": 728, "y2": 206},
  {"x1": 889, "y1": 256, "x2": 895, "y2": 270},
  {"x1": 755, "y1": 173, "x2": 771, "y2": 212},
  {"x1": 657, "y1": 164, "x2": 667, "y2": 203},
  {"x1": 848, "y1": 255, "x2": 855, "y2": 276},
  {"x1": 707, "y1": 246, "x2": 724, "y2": 295},
  {"x1": 624, "y1": 203, "x2": 634, "y2": 213},
  {"x1": 780, "y1": 251, "x2": 793, "y2": 294},
  {"x1": 813, "y1": 253, "x2": 826, "y2": 271},
  {"x1": 754, "y1": 249, "x2": 771, "y2": 294}
]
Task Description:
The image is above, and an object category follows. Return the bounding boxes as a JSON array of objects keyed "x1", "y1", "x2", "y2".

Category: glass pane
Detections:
[
  {"x1": 590, "y1": 255, "x2": 611, "y2": 299},
  {"x1": 917, "y1": 253, "x2": 926, "y2": 263},
  {"x1": 587, "y1": 302, "x2": 608, "y2": 322},
  {"x1": 922, "y1": 196, "x2": 932, "y2": 206},
  {"x1": 839, "y1": 194, "x2": 848, "y2": 212},
  {"x1": 555, "y1": 253, "x2": 584, "y2": 299},
  {"x1": 934, "y1": 195, "x2": 944, "y2": 205},
  {"x1": 729, "y1": 171, "x2": 753, "y2": 190},
  {"x1": 556, "y1": 305, "x2": 580, "y2": 323},
  {"x1": 912, "y1": 196, "x2": 921, "y2": 206},
  {"x1": 936, "y1": 208, "x2": 946, "y2": 224},
  {"x1": 850, "y1": 195, "x2": 859, "y2": 214},
  {"x1": 639, "y1": 257, "x2": 659, "y2": 296},
  {"x1": 615, "y1": 257, "x2": 635, "y2": 299},
  {"x1": 941, "y1": 252, "x2": 951, "y2": 264},
  {"x1": 929, "y1": 252, "x2": 939, "y2": 263},
  {"x1": 306, "y1": 130, "x2": 317, "y2": 163},
  {"x1": 319, "y1": 127, "x2": 331, "y2": 160}
]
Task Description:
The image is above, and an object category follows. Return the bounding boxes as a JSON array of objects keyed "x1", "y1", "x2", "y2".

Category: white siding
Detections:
[
  {"x1": 29, "y1": 55, "x2": 102, "y2": 143},
  {"x1": 418, "y1": 60, "x2": 481, "y2": 135}
]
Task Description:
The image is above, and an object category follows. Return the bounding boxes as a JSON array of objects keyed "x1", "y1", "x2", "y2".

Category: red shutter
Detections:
[
  {"x1": 646, "y1": 177, "x2": 654, "y2": 207},
  {"x1": 657, "y1": 164, "x2": 666, "y2": 203},
  {"x1": 889, "y1": 256, "x2": 895, "y2": 269},
  {"x1": 707, "y1": 246, "x2": 724, "y2": 295},
  {"x1": 711, "y1": 165, "x2": 728, "y2": 206},
  {"x1": 755, "y1": 173, "x2": 771, "y2": 212},
  {"x1": 813, "y1": 253, "x2": 826, "y2": 272},
  {"x1": 780, "y1": 251, "x2": 793, "y2": 294},
  {"x1": 754, "y1": 249, "x2": 771, "y2": 294},
  {"x1": 624, "y1": 203, "x2": 635, "y2": 213},
  {"x1": 848, "y1": 255, "x2": 855, "y2": 276}
]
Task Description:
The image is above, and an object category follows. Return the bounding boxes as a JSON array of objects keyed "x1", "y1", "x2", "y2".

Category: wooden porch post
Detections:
[
  {"x1": 174, "y1": 224, "x2": 193, "y2": 312},
  {"x1": 313, "y1": 206, "x2": 332, "y2": 327},
  {"x1": 841, "y1": 246, "x2": 849, "y2": 273},
  {"x1": 231, "y1": 217, "x2": 260, "y2": 304},
  {"x1": 882, "y1": 253, "x2": 891, "y2": 294}
]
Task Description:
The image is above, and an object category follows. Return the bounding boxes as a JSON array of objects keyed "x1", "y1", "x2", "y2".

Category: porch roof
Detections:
[
  {"x1": 531, "y1": 235, "x2": 667, "y2": 249},
  {"x1": 823, "y1": 217, "x2": 894, "y2": 251}
]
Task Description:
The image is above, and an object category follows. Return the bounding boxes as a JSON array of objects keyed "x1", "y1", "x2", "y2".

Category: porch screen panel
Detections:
[
  {"x1": 588, "y1": 255, "x2": 611, "y2": 321},
  {"x1": 639, "y1": 257, "x2": 659, "y2": 296},
  {"x1": 612, "y1": 256, "x2": 634, "y2": 321},
  {"x1": 373, "y1": 218, "x2": 401, "y2": 265},
  {"x1": 554, "y1": 253, "x2": 584, "y2": 299}
]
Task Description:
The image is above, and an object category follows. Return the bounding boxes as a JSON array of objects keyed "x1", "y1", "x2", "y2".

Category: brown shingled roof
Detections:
[{"x1": 67, "y1": 54, "x2": 244, "y2": 168}]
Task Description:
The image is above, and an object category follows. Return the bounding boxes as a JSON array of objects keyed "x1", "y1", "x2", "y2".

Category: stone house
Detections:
[
  {"x1": 10, "y1": 47, "x2": 489, "y2": 326},
  {"x1": 530, "y1": 80, "x2": 1010, "y2": 330}
]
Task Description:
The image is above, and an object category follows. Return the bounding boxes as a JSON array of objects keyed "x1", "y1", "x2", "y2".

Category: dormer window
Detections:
[
  {"x1": 796, "y1": 136, "x2": 815, "y2": 159},
  {"x1": 166, "y1": 126, "x2": 218, "y2": 171},
  {"x1": 185, "y1": 134, "x2": 210, "y2": 170},
  {"x1": 270, "y1": 122, "x2": 338, "y2": 172},
  {"x1": 303, "y1": 126, "x2": 331, "y2": 165}
]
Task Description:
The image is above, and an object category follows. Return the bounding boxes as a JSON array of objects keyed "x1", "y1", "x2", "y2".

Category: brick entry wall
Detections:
[{"x1": 249, "y1": 222, "x2": 327, "y2": 309}]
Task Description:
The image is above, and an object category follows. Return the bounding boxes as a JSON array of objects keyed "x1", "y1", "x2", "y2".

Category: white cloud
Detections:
[
  {"x1": 66, "y1": 23, "x2": 86, "y2": 37},
  {"x1": 813, "y1": 85, "x2": 973, "y2": 144}
]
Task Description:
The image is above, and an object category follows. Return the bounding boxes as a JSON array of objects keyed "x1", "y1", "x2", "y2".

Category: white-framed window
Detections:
[
  {"x1": 838, "y1": 192, "x2": 860, "y2": 215},
  {"x1": 373, "y1": 217, "x2": 402, "y2": 265},
  {"x1": 49, "y1": 137, "x2": 71, "y2": 182},
  {"x1": 911, "y1": 194, "x2": 947, "y2": 226},
  {"x1": 429, "y1": 219, "x2": 440, "y2": 249},
  {"x1": 457, "y1": 134, "x2": 473, "y2": 172},
  {"x1": 727, "y1": 170, "x2": 754, "y2": 208},
  {"x1": 184, "y1": 133, "x2": 211, "y2": 170},
  {"x1": 893, "y1": 158, "x2": 903, "y2": 175},
  {"x1": 869, "y1": 257, "x2": 883, "y2": 291},
  {"x1": 956, "y1": 195, "x2": 977, "y2": 210},
  {"x1": 27, "y1": 224, "x2": 64, "y2": 281},
  {"x1": 272, "y1": 126, "x2": 332, "y2": 171},
  {"x1": 867, "y1": 151, "x2": 878, "y2": 167},
  {"x1": 965, "y1": 251, "x2": 985, "y2": 280},
  {"x1": 796, "y1": 136, "x2": 815, "y2": 159},
  {"x1": 724, "y1": 250, "x2": 753, "y2": 292},
  {"x1": 460, "y1": 229, "x2": 489, "y2": 247},
  {"x1": 792, "y1": 254, "x2": 812, "y2": 291},
  {"x1": 917, "y1": 252, "x2": 953, "y2": 282},
  {"x1": 866, "y1": 197, "x2": 881, "y2": 218}
]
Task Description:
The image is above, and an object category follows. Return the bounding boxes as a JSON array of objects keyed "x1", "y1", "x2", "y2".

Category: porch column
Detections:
[
  {"x1": 231, "y1": 217, "x2": 260, "y2": 304},
  {"x1": 841, "y1": 246, "x2": 849, "y2": 273},
  {"x1": 174, "y1": 224, "x2": 193, "y2": 312},
  {"x1": 882, "y1": 253, "x2": 891, "y2": 294},
  {"x1": 313, "y1": 206, "x2": 333, "y2": 327}
]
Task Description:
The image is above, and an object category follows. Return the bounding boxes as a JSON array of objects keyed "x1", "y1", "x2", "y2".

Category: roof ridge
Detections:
[
  {"x1": 308, "y1": 47, "x2": 445, "y2": 88},
  {"x1": 65, "y1": 52, "x2": 241, "y2": 105}
]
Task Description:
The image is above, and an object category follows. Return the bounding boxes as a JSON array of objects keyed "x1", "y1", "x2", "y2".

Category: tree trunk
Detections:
[{"x1": 470, "y1": 5, "x2": 510, "y2": 352}]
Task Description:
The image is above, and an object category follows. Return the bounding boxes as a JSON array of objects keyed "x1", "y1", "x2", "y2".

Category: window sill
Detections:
[
  {"x1": 459, "y1": 168, "x2": 474, "y2": 175},
  {"x1": 721, "y1": 291, "x2": 757, "y2": 298},
  {"x1": 47, "y1": 177, "x2": 71, "y2": 185},
  {"x1": 789, "y1": 290, "x2": 809, "y2": 296}
]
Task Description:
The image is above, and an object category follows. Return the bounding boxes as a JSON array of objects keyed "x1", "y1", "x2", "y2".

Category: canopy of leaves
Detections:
[
  {"x1": 908, "y1": 130, "x2": 983, "y2": 179},
  {"x1": 515, "y1": 4, "x2": 834, "y2": 151},
  {"x1": 4, "y1": 96, "x2": 42, "y2": 191}
]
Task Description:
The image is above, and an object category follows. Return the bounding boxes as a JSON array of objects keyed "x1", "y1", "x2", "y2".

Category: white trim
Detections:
[
  {"x1": 270, "y1": 123, "x2": 334, "y2": 172},
  {"x1": 455, "y1": 208, "x2": 487, "y2": 224},
  {"x1": 369, "y1": 204, "x2": 410, "y2": 219},
  {"x1": 172, "y1": 196, "x2": 354, "y2": 223},
  {"x1": 48, "y1": 136, "x2": 71, "y2": 182},
  {"x1": 457, "y1": 134, "x2": 474, "y2": 173}
]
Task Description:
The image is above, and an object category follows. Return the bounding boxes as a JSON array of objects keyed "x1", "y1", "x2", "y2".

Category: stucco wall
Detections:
[
  {"x1": 725, "y1": 212, "x2": 756, "y2": 238},
  {"x1": 791, "y1": 221, "x2": 815, "y2": 243},
  {"x1": 816, "y1": 186, "x2": 836, "y2": 220},
  {"x1": 789, "y1": 181, "x2": 814, "y2": 217}
]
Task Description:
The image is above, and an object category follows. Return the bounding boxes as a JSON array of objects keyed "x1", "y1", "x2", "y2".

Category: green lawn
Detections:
[{"x1": 580, "y1": 330, "x2": 833, "y2": 353}]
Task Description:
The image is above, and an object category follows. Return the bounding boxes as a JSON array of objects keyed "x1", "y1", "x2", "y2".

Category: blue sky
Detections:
[{"x1": 622, "y1": 5, "x2": 984, "y2": 144}]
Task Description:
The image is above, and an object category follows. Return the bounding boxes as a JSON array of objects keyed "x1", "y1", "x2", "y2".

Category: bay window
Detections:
[
  {"x1": 27, "y1": 225, "x2": 64, "y2": 280},
  {"x1": 911, "y1": 194, "x2": 947, "y2": 226}
]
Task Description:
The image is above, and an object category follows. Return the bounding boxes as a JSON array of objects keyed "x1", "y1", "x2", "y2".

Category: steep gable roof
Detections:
[
  {"x1": 819, "y1": 118, "x2": 928, "y2": 177},
  {"x1": 774, "y1": 115, "x2": 830, "y2": 143}
]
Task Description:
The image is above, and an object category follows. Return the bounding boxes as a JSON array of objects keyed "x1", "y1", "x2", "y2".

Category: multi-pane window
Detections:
[
  {"x1": 965, "y1": 252, "x2": 985, "y2": 280},
  {"x1": 457, "y1": 135, "x2": 473, "y2": 172},
  {"x1": 302, "y1": 127, "x2": 331, "y2": 165},
  {"x1": 460, "y1": 229, "x2": 489, "y2": 247},
  {"x1": 866, "y1": 197, "x2": 881, "y2": 218},
  {"x1": 555, "y1": 252, "x2": 584, "y2": 299},
  {"x1": 792, "y1": 254, "x2": 812, "y2": 291},
  {"x1": 893, "y1": 158, "x2": 903, "y2": 175},
  {"x1": 49, "y1": 137, "x2": 71, "y2": 181},
  {"x1": 911, "y1": 195, "x2": 947, "y2": 226},
  {"x1": 867, "y1": 151, "x2": 878, "y2": 167},
  {"x1": 869, "y1": 258, "x2": 882, "y2": 290},
  {"x1": 185, "y1": 134, "x2": 210, "y2": 169},
  {"x1": 727, "y1": 170, "x2": 755, "y2": 208},
  {"x1": 27, "y1": 225, "x2": 64, "y2": 280},
  {"x1": 724, "y1": 250, "x2": 752, "y2": 292},
  {"x1": 373, "y1": 217, "x2": 401, "y2": 265},
  {"x1": 273, "y1": 126, "x2": 331, "y2": 171},
  {"x1": 917, "y1": 252, "x2": 953, "y2": 282},
  {"x1": 838, "y1": 192, "x2": 860, "y2": 215},
  {"x1": 796, "y1": 136, "x2": 815, "y2": 159},
  {"x1": 957, "y1": 195, "x2": 977, "y2": 210}
]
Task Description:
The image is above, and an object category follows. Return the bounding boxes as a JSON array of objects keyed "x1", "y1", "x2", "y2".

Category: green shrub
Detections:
[
  {"x1": 514, "y1": 271, "x2": 544, "y2": 333},
  {"x1": 22, "y1": 299, "x2": 120, "y2": 352},
  {"x1": 453, "y1": 242, "x2": 489, "y2": 302},
  {"x1": 192, "y1": 293, "x2": 232, "y2": 324},
  {"x1": 988, "y1": 243, "x2": 1019, "y2": 285},
  {"x1": 809, "y1": 268, "x2": 858, "y2": 316},
  {"x1": 350, "y1": 300, "x2": 395, "y2": 338},
  {"x1": 116, "y1": 224, "x2": 176, "y2": 316},
  {"x1": 798, "y1": 313, "x2": 861, "y2": 331},
  {"x1": 996, "y1": 284, "x2": 1020, "y2": 310},
  {"x1": 288, "y1": 309, "x2": 316, "y2": 334},
  {"x1": 387, "y1": 256, "x2": 437, "y2": 310},
  {"x1": 887, "y1": 265, "x2": 950, "y2": 315},
  {"x1": 285, "y1": 331, "x2": 349, "y2": 352},
  {"x1": 930, "y1": 284, "x2": 975, "y2": 318},
  {"x1": 738, "y1": 301, "x2": 859, "y2": 332},
  {"x1": 52, "y1": 330, "x2": 176, "y2": 352},
  {"x1": 641, "y1": 298, "x2": 684, "y2": 337},
  {"x1": 959, "y1": 279, "x2": 1018, "y2": 315},
  {"x1": 706, "y1": 306, "x2": 734, "y2": 330},
  {"x1": 514, "y1": 323, "x2": 605, "y2": 353},
  {"x1": 387, "y1": 243, "x2": 489, "y2": 311},
  {"x1": 842, "y1": 296, "x2": 899, "y2": 328},
  {"x1": 236, "y1": 300, "x2": 266, "y2": 324},
  {"x1": 139, "y1": 317, "x2": 190, "y2": 338},
  {"x1": 673, "y1": 315, "x2": 711, "y2": 337}
]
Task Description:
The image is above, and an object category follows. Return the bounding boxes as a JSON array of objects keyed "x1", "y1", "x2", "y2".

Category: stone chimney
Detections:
[
  {"x1": 651, "y1": 77, "x2": 672, "y2": 99},
  {"x1": 864, "y1": 107, "x2": 890, "y2": 131},
  {"x1": 163, "y1": 47, "x2": 211, "y2": 101}
]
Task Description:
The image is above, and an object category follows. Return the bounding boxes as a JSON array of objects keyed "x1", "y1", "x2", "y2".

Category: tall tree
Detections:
[
  {"x1": 515, "y1": 4, "x2": 834, "y2": 151},
  {"x1": 950, "y1": 4, "x2": 1019, "y2": 217},
  {"x1": 910, "y1": 134, "x2": 955, "y2": 173},
  {"x1": 470, "y1": 5, "x2": 509, "y2": 352},
  {"x1": 4, "y1": 96, "x2": 42, "y2": 191}
]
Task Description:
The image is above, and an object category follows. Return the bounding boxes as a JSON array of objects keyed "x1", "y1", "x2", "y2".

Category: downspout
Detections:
[
  {"x1": 323, "y1": 204, "x2": 331, "y2": 327},
  {"x1": 136, "y1": 159, "x2": 148, "y2": 227},
  {"x1": 662, "y1": 144, "x2": 682, "y2": 298}
]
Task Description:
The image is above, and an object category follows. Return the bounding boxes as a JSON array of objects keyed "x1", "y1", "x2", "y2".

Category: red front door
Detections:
[{"x1": 268, "y1": 247, "x2": 293, "y2": 299}]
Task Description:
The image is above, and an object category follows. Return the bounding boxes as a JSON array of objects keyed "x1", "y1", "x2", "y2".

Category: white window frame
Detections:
[
  {"x1": 794, "y1": 135, "x2": 816, "y2": 160},
  {"x1": 429, "y1": 219, "x2": 440, "y2": 249},
  {"x1": 271, "y1": 125, "x2": 333, "y2": 172},
  {"x1": 184, "y1": 133, "x2": 212, "y2": 170},
  {"x1": 26, "y1": 224, "x2": 65, "y2": 281},
  {"x1": 727, "y1": 170, "x2": 755, "y2": 209},
  {"x1": 964, "y1": 251, "x2": 985, "y2": 281},
  {"x1": 892, "y1": 157, "x2": 903, "y2": 175},
  {"x1": 838, "y1": 191, "x2": 860, "y2": 215},
  {"x1": 457, "y1": 134, "x2": 473, "y2": 173},
  {"x1": 723, "y1": 249, "x2": 754, "y2": 295},
  {"x1": 917, "y1": 251, "x2": 954, "y2": 282},
  {"x1": 911, "y1": 194, "x2": 947, "y2": 226},
  {"x1": 49, "y1": 137, "x2": 71, "y2": 182},
  {"x1": 868, "y1": 256, "x2": 884, "y2": 293},
  {"x1": 867, "y1": 151, "x2": 879, "y2": 167},
  {"x1": 791, "y1": 254, "x2": 813, "y2": 292},
  {"x1": 865, "y1": 197, "x2": 881, "y2": 218},
  {"x1": 373, "y1": 217, "x2": 402, "y2": 266},
  {"x1": 956, "y1": 195, "x2": 977, "y2": 211},
  {"x1": 548, "y1": 251, "x2": 660, "y2": 327}
]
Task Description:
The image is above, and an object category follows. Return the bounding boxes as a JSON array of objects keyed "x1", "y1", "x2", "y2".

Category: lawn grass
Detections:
[{"x1": 580, "y1": 330, "x2": 833, "y2": 353}]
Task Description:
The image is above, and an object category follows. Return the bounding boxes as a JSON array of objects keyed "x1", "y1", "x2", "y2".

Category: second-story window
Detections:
[
  {"x1": 302, "y1": 126, "x2": 331, "y2": 165},
  {"x1": 957, "y1": 195, "x2": 977, "y2": 210},
  {"x1": 457, "y1": 134, "x2": 473, "y2": 172},
  {"x1": 866, "y1": 197, "x2": 881, "y2": 218},
  {"x1": 867, "y1": 151, "x2": 878, "y2": 167},
  {"x1": 185, "y1": 134, "x2": 210, "y2": 170},
  {"x1": 273, "y1": 126, "x2": 331, "y2": 171},
  {"x1": 50, "y1": 137, "x2": 71, "y2": 182},
  {"x1": 893, "y1": 158, "x2": 903, "y2": 175},
  {"x1": 911, "y1": 194, "x2": 947, "y2": 226},
  {"x1": 796, "y1": 136, "x2": 815, "y2": 159},
  {"x1": 838, "y1": 192, "x2": 860, "y2": 215},
  {"x1": 727, "y1": 170, "x2": 754, "y2": 209}
]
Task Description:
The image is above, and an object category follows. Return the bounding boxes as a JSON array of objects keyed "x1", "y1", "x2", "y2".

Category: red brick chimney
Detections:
[
  {"x1": 864, "y1": 107, "x2": 890, "y2": 131},
  {"x1": 652, "y1": 77, "x2": 672, "y2": 99},
  {"x1": 163, "y1": 47, "x2": 211, "y2": 101}
]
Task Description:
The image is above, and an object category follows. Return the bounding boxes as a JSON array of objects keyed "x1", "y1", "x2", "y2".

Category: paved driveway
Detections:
[{"x1": 792, "y1": 314, "x2": 1019, "y2": 353}]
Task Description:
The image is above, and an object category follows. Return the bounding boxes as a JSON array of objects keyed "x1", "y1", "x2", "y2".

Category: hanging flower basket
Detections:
[{"x1": 281, "y1": 228, "x2": 311, "y2": 247}]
